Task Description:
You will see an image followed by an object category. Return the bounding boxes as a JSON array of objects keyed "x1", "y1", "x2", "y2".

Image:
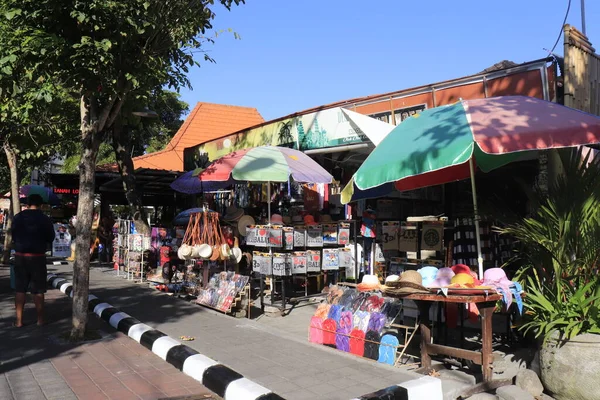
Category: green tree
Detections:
[
  {"x1": 61, "y1": 90, "x2": 188, "y2": 235},
  {"x1": 0, "y1": 0, "x2": 244, "y2": 340},
  {"x1": 0, "y1": 18, "x2": 79, "y2": 262}
]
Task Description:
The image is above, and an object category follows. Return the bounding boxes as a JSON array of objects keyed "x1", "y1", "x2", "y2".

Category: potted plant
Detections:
[{"x1": 500, "y1": 149, "x2": 600, "y2": 400}]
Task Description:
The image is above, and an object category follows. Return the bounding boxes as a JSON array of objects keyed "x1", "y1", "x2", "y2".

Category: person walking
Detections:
[{"x1": 12, "y1": 194, "x2": 55, "y2": 327}]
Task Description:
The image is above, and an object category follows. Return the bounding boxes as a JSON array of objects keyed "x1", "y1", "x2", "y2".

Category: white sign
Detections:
[{"x1": 52, "y1": 224, "x2": 71, "y2": 258}]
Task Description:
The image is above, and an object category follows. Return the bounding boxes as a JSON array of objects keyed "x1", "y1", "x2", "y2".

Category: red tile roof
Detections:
[{"x1": 98, "y1": 102, "x2": 264, "y2": 172}]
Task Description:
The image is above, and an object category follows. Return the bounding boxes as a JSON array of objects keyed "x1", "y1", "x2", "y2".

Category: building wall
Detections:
[
  {"x1": 184, "y1": 59, "x2": 556, "y2": 170},
  {"x1": 564, "y1": 24, "x2": 600, "y2": 116}
]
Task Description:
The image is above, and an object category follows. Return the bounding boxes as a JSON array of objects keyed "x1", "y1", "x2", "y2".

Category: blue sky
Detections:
[{"x1": 178, "y1": 0, "x2": 599, "y2": 121}]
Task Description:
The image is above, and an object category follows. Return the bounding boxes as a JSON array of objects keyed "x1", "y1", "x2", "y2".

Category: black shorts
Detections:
[{"x1": 13, "y1": 255, "x2": 47, "y2": 294}]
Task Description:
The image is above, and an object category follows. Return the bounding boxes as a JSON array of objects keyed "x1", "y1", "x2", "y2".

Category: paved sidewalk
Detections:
[
  {"x1": 0, "y1": 264, "x2": 215, "y2": 400},
  {"x1": 50, "y1": 263, "x2": 423, "y2": 400}
]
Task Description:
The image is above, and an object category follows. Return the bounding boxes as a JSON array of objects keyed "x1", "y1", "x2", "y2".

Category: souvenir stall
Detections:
[
  {"x1": 327, "y1": 97, "x2": 600, "y2": 389},
  {"x1": 172, "y1": 145, "x2": 336, "y2": 313},
  {"x1": 113, "y1": 219, "x2": 152, "y2": 281}
]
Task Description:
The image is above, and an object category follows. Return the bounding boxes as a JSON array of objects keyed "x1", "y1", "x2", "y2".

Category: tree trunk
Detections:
[
  {"x1": 71, "y1": 99, "x2": 102, "y2": 341},
  {"x1": 2, "y1": 142, "x2": 21, "y2": 264},
  {"x1": 111, "y1": 125, "x2": 151, "y2": 236}
]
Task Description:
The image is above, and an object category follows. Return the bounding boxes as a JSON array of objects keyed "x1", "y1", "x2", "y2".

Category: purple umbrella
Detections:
[{"x1": 170, "y1": 168, "x2": 234, "y2": 194}]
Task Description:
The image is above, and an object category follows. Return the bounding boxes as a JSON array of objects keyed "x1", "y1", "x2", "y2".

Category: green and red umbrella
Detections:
[{"x1": 346, "y1": 96, "x2": 600, "y2": 277}]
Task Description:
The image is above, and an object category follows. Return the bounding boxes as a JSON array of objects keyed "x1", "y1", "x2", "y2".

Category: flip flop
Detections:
[{"x1": 12, "y1": 322, "x2": 24, "y2": 328}]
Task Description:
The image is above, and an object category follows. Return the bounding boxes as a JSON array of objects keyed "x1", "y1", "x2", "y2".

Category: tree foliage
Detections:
[{"x1": 0, "y1": 0, "x2": 244, "y2": 340}]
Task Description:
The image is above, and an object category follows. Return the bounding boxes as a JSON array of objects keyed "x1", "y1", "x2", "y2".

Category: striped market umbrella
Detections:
[
  {"x1": 348, "y1": 96, "x2": 600, "y2": 278},
  {"x1": 198, "y1": 145, "x2": 333, "y2": 184}
]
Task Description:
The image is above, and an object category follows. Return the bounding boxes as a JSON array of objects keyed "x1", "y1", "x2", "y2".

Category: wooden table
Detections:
[{"x1": 401, "y1": 292, "x2": 502, "y2": 382}]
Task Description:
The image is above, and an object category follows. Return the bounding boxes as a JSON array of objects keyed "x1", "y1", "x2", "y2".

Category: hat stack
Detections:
[{"x1": 382, "y1": 270, "x2": 430, "y2": 296}]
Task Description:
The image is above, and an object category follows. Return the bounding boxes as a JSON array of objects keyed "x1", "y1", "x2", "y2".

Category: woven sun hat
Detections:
[
  {"x1": 392, "y1": 270, "x2": 429, "y2": 294},
  {"x1": 292, "y1": 215, "x2": 303, "y2": 224},
  {"x1": 451, "y1": 273, "x2": 475, "y2": 286},
  {"x1": 282, "y1": 215, "x2": 292, "y2": 225},
  {"x1": 237, "y1": 215, "x2": 255, "y2": 237},
  {"x1": 385, "y1": 275, "x2": 400, "y2": 285},
  {"x1": 223, "y1": 205, "x2": 244, "y2": 222}
]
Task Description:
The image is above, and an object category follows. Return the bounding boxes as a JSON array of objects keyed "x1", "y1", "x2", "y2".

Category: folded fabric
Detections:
[
  {"x1": 339, "y1": 311, "x2": 353, "y2": 330},
  {"x1": 314, "y1": 303, "x2": 331, "y2": 320},
  {"x1": 322, "y1": 319, "x2": 337, "y2": 345},
  {"x1": 349, "y1": 328, "x2": 366, "y2": 356},
  {"x1": 367, "y1": 312, "x2": 386, "y2": 333},
  {"x1": 309, "y1": 316, "x2": 324, "y2": 344},
  {"x1": 327, "y1": 304, "x2": 342, "y2": 322},
  {"x1": 497, "y1": 282, "x2": 524, "y2": 314},
  {"x1": 378, "y1": 334, "x2": 399, "y2": 365},
  {"x1": 353, "y1": 311, "x2": 371, "y2": 332},
  {"x1": 364, "y1": 330, "x2": 381, "y2": 360}
]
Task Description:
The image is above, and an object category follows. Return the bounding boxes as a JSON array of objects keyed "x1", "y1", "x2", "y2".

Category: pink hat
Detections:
[
  {"x1": 431, "y1": 267, "x2": 455, "y2": 287},
  {"x1": 452, "y1": 264, "x2": 480, "y2": 281},
  {"x1": 483, "y1": 268, "x2": 513, "y2": 305},
  {"x1": 270, "y1": 214, "x2": 283, "y2": 225}
]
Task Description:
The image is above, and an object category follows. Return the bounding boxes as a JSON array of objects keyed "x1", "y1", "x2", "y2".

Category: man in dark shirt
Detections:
[{"x1": 12, "y1": 194, "x2": 55, "y2": 327}]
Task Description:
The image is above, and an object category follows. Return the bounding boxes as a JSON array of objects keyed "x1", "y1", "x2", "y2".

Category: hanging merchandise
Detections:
[
  {"x1": 421, "y1": 222, "x2": 444, "y2": 251},
  {"x1": 322, "y1": 248, "x2": 339, "y2": 271},
  {"x1": 272, "y1": 253, "x2": 291, "y2": 276},
  {"x1": 306, "y1": 250, "x2": 321, "y2": 272},
  {"x1": 293, "y1": 225, "x2": 306, "y2": 247},
  {"x1": 306, "y1": 224, "x2": 324, "y2": 247},
  {"x1": 338, "y1": 248, "x2": 353, "y2": 277},
  {"x1": 338, "y1": 222, "x2": 350, "y2": 245},
  {"x1": 381, "y1": 221, "x2": 400, "y2": 251},
  {"x1": 291, "y1": 252, "x2": 307, "y2": 274},
  {"x1": 247, "y1": 225, "x2": 268, "y2": 247},
  {"x1": 399, "y1": 222, "x2": 418, "y2": 253},
  {"x1": 283, "y1": 227, "x2": 294, "y2": 250},
  {"x1": 269, "y1": 226, "x2": 283, "y2": 248},
  {"x1": 360, "y1": 208, "x2": 377, "y2": 238},
  {"x1": 323, "y1": 224, "x2": 338, "y2": 245},
  {"x1": 52, "y1": 223, "x2": 71, "y2": 258},
  {"x1": 252, "y1": 251, "x2": 272, "y2": 275}
]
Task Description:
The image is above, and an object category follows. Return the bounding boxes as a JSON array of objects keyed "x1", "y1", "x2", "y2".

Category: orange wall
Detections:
[{"x1": 351, "y1": 67, "x2": 550, "y2": 117}]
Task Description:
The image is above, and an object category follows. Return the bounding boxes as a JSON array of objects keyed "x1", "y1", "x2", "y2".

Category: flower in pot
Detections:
[{"x1": 500, "y1": 149, "x2": 600, "y2": 400}]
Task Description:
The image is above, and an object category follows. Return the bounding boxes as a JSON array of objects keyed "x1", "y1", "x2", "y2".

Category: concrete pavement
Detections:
[
  {"x1": 0, "y1": 263, "x2": 215, "y2": 400},
  {"x1": 50, "y1": 263, "x2": 428, "y2": 400}
]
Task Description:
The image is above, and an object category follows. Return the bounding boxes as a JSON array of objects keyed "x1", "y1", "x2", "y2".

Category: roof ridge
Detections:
[{"x1": 164, "y1": 102, "x2": 204, "y2": 152}]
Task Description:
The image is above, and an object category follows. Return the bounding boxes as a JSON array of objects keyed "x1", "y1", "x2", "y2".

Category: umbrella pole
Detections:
[{"x1": 469, "y1": 157, "x2": 484, "y2": 280}]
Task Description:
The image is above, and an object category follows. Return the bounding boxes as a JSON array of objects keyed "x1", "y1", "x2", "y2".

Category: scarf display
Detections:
[
  {"x1": 339, "y1": 311, "x2": 353, "y2": 330},
  {"x1": 327, "y1": 304, "x2": 342, "y2": 322},
  {"x1": 314, "y1": 303, "x2": 331, "y2": 320}
]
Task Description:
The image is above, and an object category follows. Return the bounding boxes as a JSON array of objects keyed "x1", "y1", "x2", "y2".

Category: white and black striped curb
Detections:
[
  {"x1": 48, "y1": 261, "x2": 69, "y2": 265},
  {"x1": 46, "y1": 274, "x2": 284, "y2": 400},
  {"x1": 353, "y1": 376, "x2": 443, "y2": 400}
]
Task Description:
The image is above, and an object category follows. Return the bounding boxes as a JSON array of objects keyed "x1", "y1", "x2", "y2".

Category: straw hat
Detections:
[
  {"x1": 237, "y1": 215, "x2": 255, "y2": 236},
  {"x1": 223, "y1": 205, "x2": 244, "y2": 222},
  {"x1": 292, "y1": 215, "x2": 303, "y2": 224},
  {"x1": 282, "y1": 216, "x2": 292, "y2": 225},
  {"x1": 391, "y1": 270, "x2": 429, "y2": 294}
]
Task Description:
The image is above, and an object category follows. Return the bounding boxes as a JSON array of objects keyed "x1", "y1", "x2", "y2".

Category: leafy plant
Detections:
[{"x1": 501, "y1": 148, "x2": 600, "y2": 342}]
